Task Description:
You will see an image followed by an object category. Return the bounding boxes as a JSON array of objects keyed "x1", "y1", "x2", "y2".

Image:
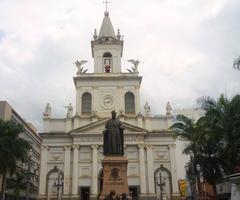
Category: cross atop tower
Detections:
[{"x1": 103, "y1": 0, "x2": 111, "y2": 12}]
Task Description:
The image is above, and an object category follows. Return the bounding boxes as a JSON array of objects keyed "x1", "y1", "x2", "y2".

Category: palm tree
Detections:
[
  {"x1": 170, "y1": 114, "x2": 224, "y2": 199},
  {"x1": 0, "y1": 119, "x2": 32, "y2": 200},
  {"x1": 195, "y1": 131, "x2": 223, "y2": 199},
  {"x1": 199, "y1": 94, "x2": 240, "y2": 174},
  {"x1": 170, "y1": 114, "x2": 205, "y2": 156},
  {"x1": 170, "y1": 115, "x2": 204, "y2": 198}
]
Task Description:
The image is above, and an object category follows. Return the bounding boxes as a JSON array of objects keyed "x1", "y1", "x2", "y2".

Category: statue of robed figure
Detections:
[{"x1": 103, "y1": 111, "x2": 124, "y2": 155}]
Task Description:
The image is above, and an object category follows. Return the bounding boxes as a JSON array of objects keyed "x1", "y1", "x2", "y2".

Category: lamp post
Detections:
[
  {"x1": 26, "y1": 149, "x2": 33, "y2": 200},
  {"x1": 156, "y1": 166, "x2": 166, "y2": 200},
  {"x1": 185, "y1": 157, "x2": 201, "y2": 200},
  {"x1": 196, "y1": 164, "x2": 201, "y2": 196},
  {"x1": 54, "y1": 169, "x2": 63, "y2": 200}
]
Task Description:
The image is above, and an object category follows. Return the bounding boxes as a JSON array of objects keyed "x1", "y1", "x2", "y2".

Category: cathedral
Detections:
[{"x1": 38, "y1": 10, "x2": 179, "y2": 200}]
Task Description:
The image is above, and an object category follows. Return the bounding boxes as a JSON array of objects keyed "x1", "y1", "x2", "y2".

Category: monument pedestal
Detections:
[{"x1": 99, "y1": 156, "x2": 131, "y2": 200}]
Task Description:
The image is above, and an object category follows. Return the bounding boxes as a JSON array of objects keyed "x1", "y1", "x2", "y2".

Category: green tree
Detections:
[
  {"x1": 170, "y1": 114, "x2": 204, "y2": 198},
  {"x1": 170, "y1": 114, "x2": 204, "y2": 157},
  {"x1": 6, "y1": 170, "x2": 26, "y2": 198},
  {"x1": 170, "y1": 113, "x2": 224, "y2": 199},
  {"x1": 199, "y1": 94, "x2": 240, "y2": 173},
  {"x1": 0, "y1": 119, "x2": 32, "y2": 200},
  {"x1": 6, "y1": 169, "x2": 36, "y2": 199}
]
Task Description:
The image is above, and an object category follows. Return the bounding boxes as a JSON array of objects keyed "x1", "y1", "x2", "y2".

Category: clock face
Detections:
[{"x1": 101, "y1": 95, "x2": 115, "y2": 109}]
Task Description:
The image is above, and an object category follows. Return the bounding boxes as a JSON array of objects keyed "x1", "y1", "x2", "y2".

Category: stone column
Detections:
[
  {"x1": 168, "y1": 144, "x2": 179, "y2": 194},
  {"x1": 72, "y1": 145, "x2": 79, "y2": 195},
  {"x1": 138, "y1": 144, "x2": 147, "y2": 194},
  {"x1": 91, "y1": 145, "x2": 99, "y2": 197},
  {"x1": 39, "y1": 146, "x2": 48, "y2": 195},
  {"x1": 63, "y1": 145, "x2": 71, "y2": 195},
  {"x1": 146, "y1": 145, "x2": 155, "y2": 194}
]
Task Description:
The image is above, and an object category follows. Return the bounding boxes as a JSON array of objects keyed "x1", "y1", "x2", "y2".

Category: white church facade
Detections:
[{"x1": 38, "y1": 11, "x2": 179, "y2": 200}]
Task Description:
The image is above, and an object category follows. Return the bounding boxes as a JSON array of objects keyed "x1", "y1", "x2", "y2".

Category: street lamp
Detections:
[
  {"x1": 156, "y1": 165, "x2": 166, "y2": 200},
  {"x1": 53, "y1": 169, "x2": 63, "y2": 200},
  {"x1": 185, "y1": 159, "x2": 201, "y2": 199},
  {"x1": 196, "y1": 164, "x2": 201, "y2": 196}
]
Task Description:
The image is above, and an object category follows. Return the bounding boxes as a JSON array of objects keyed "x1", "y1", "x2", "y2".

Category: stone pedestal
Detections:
[{"x1": 99, "y1": 156, "x2": 131, "y2": 200}]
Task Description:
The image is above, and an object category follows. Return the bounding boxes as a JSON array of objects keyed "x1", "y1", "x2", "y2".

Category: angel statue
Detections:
[
  {"x1": 127, "y1": 59, "x2": 141, "y2": 73},
  {"x1": 74, "y1": 60, "x2": 88, "y2": 75}
]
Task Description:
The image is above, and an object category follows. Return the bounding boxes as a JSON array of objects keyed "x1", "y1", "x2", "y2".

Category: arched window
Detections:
[
  {"x1": 125, "y1": 92, "x2": 135, "y2": 114},
  {"x1": 103, "y1": 52, "x2": 112, "y2": 73},
  {"x1": 82, "y1": 92, "x2": 92, "y2": 114}
]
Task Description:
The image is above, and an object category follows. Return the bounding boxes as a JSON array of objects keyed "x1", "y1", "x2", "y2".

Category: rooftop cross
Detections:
[{"x1": 103, "y1": 0, "x2": 111, "y2": 12}]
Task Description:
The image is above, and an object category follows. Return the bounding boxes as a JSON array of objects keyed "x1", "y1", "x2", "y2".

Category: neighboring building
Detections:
[
  {"x1": 38, "y1": 11, "x2": 180, "y2": 200},
  {"x1": 0, "y1": 101, "x2": 42, "y2": 200},
  {"x1": 228, "y1": 173, "x2": 240, "y2": 200}
]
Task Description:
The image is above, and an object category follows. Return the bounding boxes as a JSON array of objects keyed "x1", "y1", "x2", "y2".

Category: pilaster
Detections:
[
  {"x1": 146, "y1": 145, "x2": 155, "y2": 194},
  {"x1": 39, "y1": 146, "x2": 48, "y2": 195},
  {"x1": 73, "y1": 113, "x2": 80, "y2": 129},
  {"x1": 63, "y1": 145, "x2": 71, "y2": 195},
  {"x1": 91, "y1": 145, "x2": 99, "y2": 198},
  {"x1": 168, "y1": 144, "x2": 179, "y2": 195},
  {"x1": 72, "y1": 145, "x2": 80, "y2": 195},
  {"x1": 144, "y1": 117, "x2": 151, "y2": 131},
  {"x1": 138, "y1": 144, "x2": 147, "y2": 194},
  {"x1": 137, "y1": 113, "x2": 143, "y2": 128}
]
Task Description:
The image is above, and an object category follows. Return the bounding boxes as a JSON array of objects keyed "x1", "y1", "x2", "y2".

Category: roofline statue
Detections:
[
  {"x1": 127, "y1": 59, "x2": 141, "y2": 73},
  {"x1": 74, "y1": 60, "x2": 88, "y2": 75}
]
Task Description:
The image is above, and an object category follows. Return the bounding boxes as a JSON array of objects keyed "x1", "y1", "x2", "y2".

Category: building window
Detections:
[
  {"x1": 103, "y1": 52, "x2": 112, "y2": 73},
  {"x1": 125, "y1": 92, "x2": 135, "y2": 114},
  {"x1": 82, "y1": 92, "x2": 92, "y2": 114}
]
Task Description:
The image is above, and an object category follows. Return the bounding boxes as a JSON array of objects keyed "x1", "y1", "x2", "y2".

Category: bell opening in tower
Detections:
[{"x1": 103, "y1": 52, "x2": 112, "y2": 73}]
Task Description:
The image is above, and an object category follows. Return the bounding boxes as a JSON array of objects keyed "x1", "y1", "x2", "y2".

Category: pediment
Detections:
[{"x1": 70, "y1": 119, "x2": 147, "y2": 134}]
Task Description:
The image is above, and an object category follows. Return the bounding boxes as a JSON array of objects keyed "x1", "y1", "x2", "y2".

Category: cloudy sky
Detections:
[{"x1": 0, "y1": 0, "x2": 240, "y2": 131}]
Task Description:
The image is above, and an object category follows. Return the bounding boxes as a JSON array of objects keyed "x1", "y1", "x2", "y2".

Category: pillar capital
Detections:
[
  {"x1": 91, "y1": 144, "x2": 99, "y2": 149},
  {"x1": 64, "y1": 145, "x2": 71, "y2": 150},
  {"x1": 41, "y1": 145, "x2": 49, "y2": 151},
  {"x1": 146, "y1": 144, "x2": 154, "y2": 150},
  {"x1": 72, "y1": 144, "x2": 80, "y2": 149},
  {"x1": 138, "y1": 143, "x2": 145, "y2": 149}
]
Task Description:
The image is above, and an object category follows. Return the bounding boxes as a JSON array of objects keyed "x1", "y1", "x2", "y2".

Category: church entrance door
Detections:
[
  {"x1": 80, "y1": 187, "x2": 90, "y2": 200},
  {"x1": 129, "y1": 186, "x2": 139, "y2": 200}
]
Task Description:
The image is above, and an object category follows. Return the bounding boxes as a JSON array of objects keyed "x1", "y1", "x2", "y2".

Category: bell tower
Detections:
[
  {"x1": 74, "y1": 10, "x2": 142, "y2": 117},
  {"x1": 91, "y1": 11, "x2": 123, "y2": 73}
]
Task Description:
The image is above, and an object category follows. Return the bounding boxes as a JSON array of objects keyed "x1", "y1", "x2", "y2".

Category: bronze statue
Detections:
[{"x1": 103, "y1": 111, "x2": 124, "y2": 155}]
